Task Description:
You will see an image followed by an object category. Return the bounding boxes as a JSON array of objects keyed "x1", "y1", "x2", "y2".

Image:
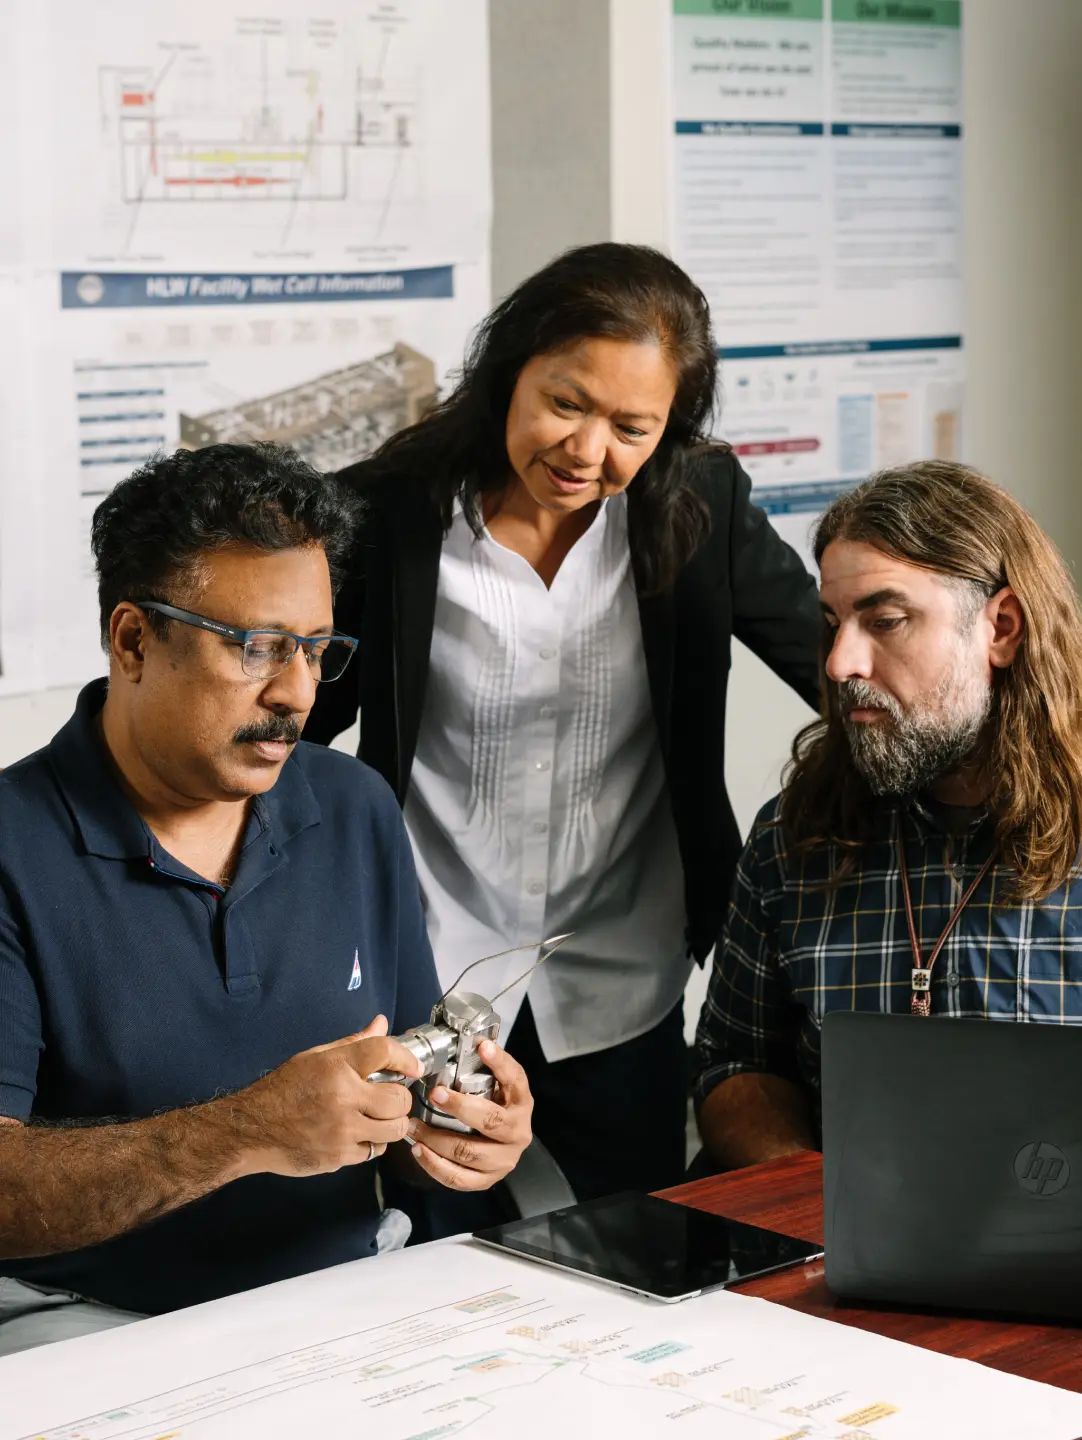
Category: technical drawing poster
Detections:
[
  {"x1": 6, "y1": 1238, "x2": 1082, "y2": 1439},
  {"x1": 16, "y1": 0, "x2": 488, "y2": 272},
  {"x1": 671, "y1": 0, "x2": 964, "y2": 562},
  {"x1": 0, "y1": 0, "x2": 490, "y2": 696},
  {"x1": 24, "y1": 263, "x2": 488, "y2": 686}
]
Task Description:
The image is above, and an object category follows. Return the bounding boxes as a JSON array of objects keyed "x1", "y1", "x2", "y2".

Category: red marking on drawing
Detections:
[{"x1": 164, "y1": 175, "x2": 289, "y2": 187}]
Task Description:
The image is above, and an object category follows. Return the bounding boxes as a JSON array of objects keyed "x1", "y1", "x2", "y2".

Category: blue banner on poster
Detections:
[
  {"x1": 61, "y1": 267, "x2": 455, "y2": 309},
  {"x1": 721, "y1": 335, "x2": 962, "y2": 360},
  {"x1": 675, "y1": 120, "x2": 824, "y2": 136}
]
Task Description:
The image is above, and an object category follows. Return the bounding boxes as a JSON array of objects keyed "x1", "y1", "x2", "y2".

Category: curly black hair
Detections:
[{"x1": 91, "y1": 442, "x2": 362, "y2": 644}]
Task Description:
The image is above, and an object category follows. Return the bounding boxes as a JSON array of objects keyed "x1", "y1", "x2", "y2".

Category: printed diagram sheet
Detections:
[
  {"x1": 0, "y1": 0, "x2": 490, "y2": 696},
  {"x1": 13, "y1": 0, "x2": 488, "y2": 271},
  {"x1": 24, "y1": 261, "x2": 488, "y2": 688},
  {"x1": 4, "y1": 1240, "x2": 1082, "y2": 1440}
]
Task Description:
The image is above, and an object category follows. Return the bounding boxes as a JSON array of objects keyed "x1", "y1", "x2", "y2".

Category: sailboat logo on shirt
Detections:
[{"x1": 347, "y1": 950, "x2": 363, "y2": 991}]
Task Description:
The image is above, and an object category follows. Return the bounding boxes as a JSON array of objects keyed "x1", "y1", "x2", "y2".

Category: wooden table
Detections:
[{"x1": 659, "y1": 1151, "x2": 1082, "y2": 1393}]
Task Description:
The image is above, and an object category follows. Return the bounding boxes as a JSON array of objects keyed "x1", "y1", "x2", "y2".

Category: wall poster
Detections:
[
  {"x1": 672, "y1": 0, "x2": 964, "y2": 563},
  {"x1": 0, "y1": 0, "x2": 491, "y2": 696}
]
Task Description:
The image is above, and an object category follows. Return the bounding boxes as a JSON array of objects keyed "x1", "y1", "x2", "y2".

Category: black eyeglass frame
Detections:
[{"x1": 135, "y1": 600, "x2": 358, "y2": 683}]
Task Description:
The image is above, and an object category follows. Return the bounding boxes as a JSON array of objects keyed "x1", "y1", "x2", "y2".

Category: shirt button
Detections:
[
  {"x1": 947, "y1": 972, "x2": 961, "y2": 987},
  {"x1": 527, "y1": 880, "x2": 545, "y2": 896},
  {"x1": 539, "y1": 647, "x2": 556, "y2": 661},
  {"x1": 532, "y1": 819, "x2": 548, "y2": 834},
  {"x1": 535, "y1": 759, "x2": 551, "y2": 772}
]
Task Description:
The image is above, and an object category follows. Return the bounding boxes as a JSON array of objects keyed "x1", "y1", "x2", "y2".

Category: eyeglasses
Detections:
[{"x1": 136, "y1": 600, "x2": 358, "y2": 683}]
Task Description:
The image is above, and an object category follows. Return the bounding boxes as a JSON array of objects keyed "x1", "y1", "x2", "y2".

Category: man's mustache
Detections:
[
  {"x1": 837, "y1": 679, "x2": 902, "y2": 720},
  {"x1": 234, "y1": 715, "x2": 302, "y2": 746}
]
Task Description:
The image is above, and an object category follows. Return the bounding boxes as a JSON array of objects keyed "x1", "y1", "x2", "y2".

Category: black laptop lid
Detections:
[{"x1": 822, "y1": 1012, "x2": 1082, "y2": 1320}]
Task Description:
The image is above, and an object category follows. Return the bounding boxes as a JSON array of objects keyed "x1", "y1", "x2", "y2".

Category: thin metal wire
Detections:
[
  {"x1": 490, "y1": 932, "x2": 575, "y2": 1004},
  {"x1": 440, "y1": 931, "x2": 576, "y2": 1005}
]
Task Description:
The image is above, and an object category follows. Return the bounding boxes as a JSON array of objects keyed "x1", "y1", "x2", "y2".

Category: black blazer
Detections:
[{"x1": 306, "y1": 446, "x2": 822, "y2": 961}]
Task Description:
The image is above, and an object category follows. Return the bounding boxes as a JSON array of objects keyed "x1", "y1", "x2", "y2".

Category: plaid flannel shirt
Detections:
[{"x1": 693, "y1": 794, "x2": 1082, "y2": 1113}]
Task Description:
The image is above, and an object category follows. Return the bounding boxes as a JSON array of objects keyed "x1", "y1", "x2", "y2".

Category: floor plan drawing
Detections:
[{"x1": 5, "y1": 1241, "x2": 1082, "y2": 1440}]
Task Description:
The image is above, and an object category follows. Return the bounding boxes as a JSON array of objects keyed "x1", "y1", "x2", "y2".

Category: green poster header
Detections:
[
  {"x1": 831, "y1": 0, "x2": 960, "y2": 25},
  {"x1": 674, "y1": 0, "x2": 823, "y2": 19}
]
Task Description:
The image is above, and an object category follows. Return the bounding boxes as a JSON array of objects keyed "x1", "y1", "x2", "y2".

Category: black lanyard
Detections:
[{"x1": 896, "y1": 830, "x2": 997, "y2": 1017}]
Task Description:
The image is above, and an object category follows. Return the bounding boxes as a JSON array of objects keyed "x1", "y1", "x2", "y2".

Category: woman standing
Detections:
[{"x1": 307, "y1": 243, "x2": 821, "y2": 1220}]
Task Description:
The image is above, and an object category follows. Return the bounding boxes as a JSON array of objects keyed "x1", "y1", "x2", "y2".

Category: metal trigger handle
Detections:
[{"x1": 367, "y1": 1024, "x2": 454, "y2": 1086}]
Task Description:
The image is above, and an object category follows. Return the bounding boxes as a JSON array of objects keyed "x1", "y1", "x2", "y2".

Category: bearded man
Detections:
[{"x1": 693, "y1": 461, "x2": 1082, "y2": 1170}]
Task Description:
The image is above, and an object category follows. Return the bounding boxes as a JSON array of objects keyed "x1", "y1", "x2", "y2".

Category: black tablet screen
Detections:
[{"x1": 473, "y1": 1191, "x2": 822, "y2": 1300}]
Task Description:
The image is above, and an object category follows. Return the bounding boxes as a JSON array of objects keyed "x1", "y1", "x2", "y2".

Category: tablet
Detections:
[{"x1": 472, "y1": 1191, "x2": 823, "y2": 1303}]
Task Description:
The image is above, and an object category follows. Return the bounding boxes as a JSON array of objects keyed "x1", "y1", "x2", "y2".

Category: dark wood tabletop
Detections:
[{"x1": 658, "y1": 1151, "x2": 1082, "y2": 1394}]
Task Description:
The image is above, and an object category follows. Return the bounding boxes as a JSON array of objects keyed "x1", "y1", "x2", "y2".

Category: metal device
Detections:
[{"x1": 367, "y1": 933, "x2": 574, "y2": 1133}]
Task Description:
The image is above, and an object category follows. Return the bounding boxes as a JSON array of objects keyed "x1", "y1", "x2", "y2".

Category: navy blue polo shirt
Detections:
[{"x1": 0, "y1": 680, "x2": 439, "y2": 1314}]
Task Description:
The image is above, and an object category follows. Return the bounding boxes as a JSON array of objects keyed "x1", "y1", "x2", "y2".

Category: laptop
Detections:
[{"x1": 821, "y1": 1011, "x2": 1082, "y2": 1321}]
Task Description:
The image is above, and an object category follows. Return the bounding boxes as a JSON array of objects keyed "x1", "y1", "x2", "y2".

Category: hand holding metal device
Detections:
[{"x1": 367, "y1": 932, "x2": 574, "y2": 1134}]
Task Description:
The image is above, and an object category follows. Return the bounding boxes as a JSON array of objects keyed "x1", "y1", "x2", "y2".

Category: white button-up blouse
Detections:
[{"x1": 403, "y1": 496, "x2": 689, "y2": 1061}]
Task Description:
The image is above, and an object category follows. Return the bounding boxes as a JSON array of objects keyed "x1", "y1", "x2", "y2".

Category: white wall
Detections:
[
  {"x1": 961, "y1": 0, "x2": 1082, "y2": 563},
  {"x1": 489, "y1": 0, "x2": 611, "y2": 302},
  {"x1": 0, "y1": 685, "x2": 87, "y2": 766}
]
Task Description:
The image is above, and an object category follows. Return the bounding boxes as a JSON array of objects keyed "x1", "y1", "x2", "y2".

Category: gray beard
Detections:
[{"x1": 840, "y1": 677, "x2": 991, "y2": 797}]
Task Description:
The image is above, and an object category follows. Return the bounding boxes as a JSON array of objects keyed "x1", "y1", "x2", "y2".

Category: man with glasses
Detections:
[{"x1": 0, "y1": 442, "x2": 533, "y2": 1355}]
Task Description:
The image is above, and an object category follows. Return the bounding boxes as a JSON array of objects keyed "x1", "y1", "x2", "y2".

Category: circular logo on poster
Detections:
[
  {"x1": 1013, "y1": 1141, "x2": 1070, "y2": 1197},
  {"x1": 76, "y1": 273, "x2": 105, "y2": 306}
]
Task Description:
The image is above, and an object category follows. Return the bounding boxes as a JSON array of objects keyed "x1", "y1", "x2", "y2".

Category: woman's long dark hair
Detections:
[{"x1": 358, "y1": 243, "x2": 720, "y2": 592}]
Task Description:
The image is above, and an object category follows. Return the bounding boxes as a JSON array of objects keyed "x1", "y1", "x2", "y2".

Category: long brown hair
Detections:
[{"x1": 781, "y1": 461, "x2": 1082, "y2": 900}]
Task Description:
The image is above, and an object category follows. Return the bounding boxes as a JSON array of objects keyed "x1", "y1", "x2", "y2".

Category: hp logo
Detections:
[{"x1": 1013, "y1": 1141, "x2": 1070, "y2": 1197}]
